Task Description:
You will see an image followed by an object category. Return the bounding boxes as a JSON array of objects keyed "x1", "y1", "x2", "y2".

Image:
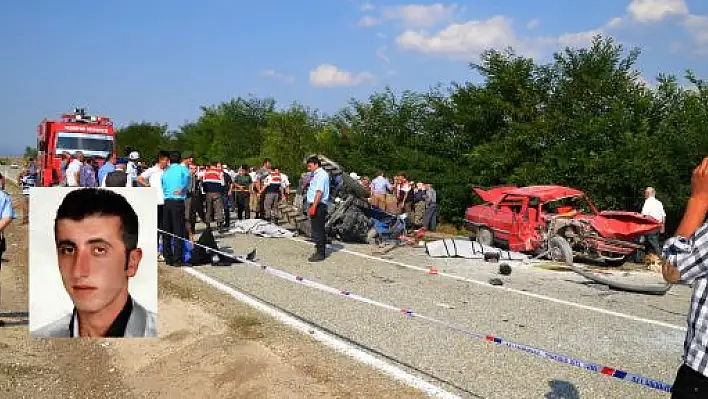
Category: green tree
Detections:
[
  {"x1": 23, "y1": 146, "x2": 38, "y2": 159},
  {"x1": 116, "y1": 122, "x2": 170, "y2": 163}
]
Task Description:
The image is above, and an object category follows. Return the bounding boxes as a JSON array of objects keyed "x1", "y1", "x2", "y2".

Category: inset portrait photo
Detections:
[{"x1": 29, "y1": 187, "x2": 158, "y2": 338}]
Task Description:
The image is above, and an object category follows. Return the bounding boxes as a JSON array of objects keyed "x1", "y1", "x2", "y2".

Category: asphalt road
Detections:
[{"x1": 191, "y1": 231, "x2": 689, "y2": 399}]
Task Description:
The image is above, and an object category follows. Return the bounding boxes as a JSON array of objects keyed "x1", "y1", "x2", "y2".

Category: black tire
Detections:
[
  {"x1": 549, "y1": 236, "x2": 573, "y2": 266},
  {"x1": 476, "y1": 227, "x2": 494, "y2": 246}
]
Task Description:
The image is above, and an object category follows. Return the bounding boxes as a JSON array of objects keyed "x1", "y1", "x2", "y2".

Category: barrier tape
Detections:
[{"x1": 157, "y1": 228, "x2": 674, "y2": 393}]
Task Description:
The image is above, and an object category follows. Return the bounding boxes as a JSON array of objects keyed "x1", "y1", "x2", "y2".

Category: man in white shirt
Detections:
[
  {"x1": 138, "y1": 151, "x2": 169, "y2": 253},
  {"x1": 65, "y1": 152, "x2": 84, "y2": 187},
  {"x1": 280, "y1": 172, "x2": 290, "y2": 203},
  {"x1": 641, "y1": 186, "x2": 666, "y2": 256},
  {"x1": 126, "y1": 151, "x2": 140, "y2": 186}
]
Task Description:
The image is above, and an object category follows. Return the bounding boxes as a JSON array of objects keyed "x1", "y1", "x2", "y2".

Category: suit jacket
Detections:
[{"x1": 32, "y1": 298, "x2": 157, "y2": 338}]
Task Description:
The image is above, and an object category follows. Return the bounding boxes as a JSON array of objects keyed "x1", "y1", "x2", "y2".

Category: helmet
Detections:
[{"x1": 129, "y1": 151, "x2": 140, "y2": 160}]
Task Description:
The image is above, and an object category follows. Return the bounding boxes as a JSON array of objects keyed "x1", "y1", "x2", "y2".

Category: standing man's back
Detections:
[
  {"x1": 642, "y1": 186, "x2": 667, "y2": 257},
  {"x1": 160, "y1": 153, "x2": 190, "y2": 266}
]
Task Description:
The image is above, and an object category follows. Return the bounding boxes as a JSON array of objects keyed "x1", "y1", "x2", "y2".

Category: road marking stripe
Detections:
[
  {"x1": 288, "y1": 237, "x2": 687, "y2": 332},
  {"x1": 183, "y1": 267, "x2": 461, "y2": 399}
]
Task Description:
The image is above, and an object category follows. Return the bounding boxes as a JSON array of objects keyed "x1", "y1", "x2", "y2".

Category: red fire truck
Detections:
[{"x1": 36, "y1": 108, "x2": 117, "y2": 186}]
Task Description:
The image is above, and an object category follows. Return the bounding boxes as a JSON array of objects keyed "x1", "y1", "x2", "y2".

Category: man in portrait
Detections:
[{"x1": 32, "y1": 188, "x2": 157, "y2": 338}]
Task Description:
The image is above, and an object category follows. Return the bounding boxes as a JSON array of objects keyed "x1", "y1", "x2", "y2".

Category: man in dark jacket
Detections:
[{"x1": 103, "y1": 159, "x2": 131, "y2": 187}]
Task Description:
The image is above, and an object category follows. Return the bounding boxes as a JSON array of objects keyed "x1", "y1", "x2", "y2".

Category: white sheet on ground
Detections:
[
  {"x1": 425, "y1": 239, "x2": 527, "y2": 261},
  {"x1": 230, "y1": 219, "x2": 295, "y2": 238}
]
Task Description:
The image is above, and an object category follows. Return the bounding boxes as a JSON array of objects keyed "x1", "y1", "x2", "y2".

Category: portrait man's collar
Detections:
[{"x1": 69, "y1": 295, "x2": 134, "y2": 338}]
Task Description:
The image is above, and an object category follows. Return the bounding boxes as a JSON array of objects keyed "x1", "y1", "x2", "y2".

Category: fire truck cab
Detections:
[{"x1": 37, "y1": 108, "x2": 116, "y2": 186}]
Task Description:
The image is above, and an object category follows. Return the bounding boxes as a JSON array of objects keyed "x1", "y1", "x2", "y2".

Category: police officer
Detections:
[{"x1": 305, "y1": 156, "x2": 330, "y2": 262}]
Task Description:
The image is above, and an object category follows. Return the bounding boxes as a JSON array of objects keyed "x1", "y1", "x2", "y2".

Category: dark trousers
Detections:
[
  {"x1": 422, "y1": 203, "x2": 438, "y2": 231},
  {"x1": 236, "y1": 192, "x2": 249, "y2": 220},
  {"x1": 672, "y1": 364, "x2": 708, "y2": 398},
  {"x1": 256, "y1": 194, "x2": 266, "y2": 219},
  {"x1": 645, "y1": 231, "x2": 661, "y2": 255},
  {"x1": 163, "y1": 199, "x2": 186, "y2": 265},
  {"x1": 309, "y1": 203, "x2": 327, "y2": 256},
  {"x1": 157, "y1": 204, "x2": 164, "y2": 244},
  {"x1": 223, "y1": 194, "x2": 232, "y2": 226}
]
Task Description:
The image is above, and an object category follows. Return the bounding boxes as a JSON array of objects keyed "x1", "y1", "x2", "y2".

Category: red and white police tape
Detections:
[{"x1": 157, "y1": 229, "x2": 674, "y2": 393}]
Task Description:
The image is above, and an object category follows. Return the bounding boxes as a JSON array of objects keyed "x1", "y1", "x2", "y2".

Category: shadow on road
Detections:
[
  {"x1": 545, "y1": 379, "x2": 580, "y2": 399},
  {"x1": 0, "y1": 312, "x2": 29, "y2": 318},
  {"x1": 1, "y1": 320, "x2": 28, "y2": 327}
]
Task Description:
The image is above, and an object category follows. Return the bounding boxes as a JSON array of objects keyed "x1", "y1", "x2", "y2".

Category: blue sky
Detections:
[{"x1": 1, "y1": 0, "x2": 708, "y2": 154}]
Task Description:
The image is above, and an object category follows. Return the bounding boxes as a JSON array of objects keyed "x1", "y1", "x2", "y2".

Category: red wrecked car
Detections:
[{"x1": 465, "y1": 185, "x2": 661, "y2": 266}]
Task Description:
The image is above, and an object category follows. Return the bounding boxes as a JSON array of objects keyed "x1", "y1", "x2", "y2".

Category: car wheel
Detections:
[
  {"x1": 548, "y1": 236, "x2": 573, "y2": 266},
  {"x1": 476, "y1": 227, "x2": 494, "y2": 246}
]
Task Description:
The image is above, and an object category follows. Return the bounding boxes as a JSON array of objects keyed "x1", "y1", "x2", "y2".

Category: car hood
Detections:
[
  {"x1": 472, "y1": 186, "x2": 518, "y2": 203},
  {"x1": 582, "y1": 211, "x2": 661, "y2": 240}
]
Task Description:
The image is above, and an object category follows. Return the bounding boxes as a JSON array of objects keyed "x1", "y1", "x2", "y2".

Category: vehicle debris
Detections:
[
  {"x1": 499, "y1": 263, "x2": 512, "y2": 276},
  {"x1": 425, "y1": 238, "x2": 528, "y2": 261}
]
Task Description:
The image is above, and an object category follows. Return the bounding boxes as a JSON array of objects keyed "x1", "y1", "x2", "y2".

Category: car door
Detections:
[
  {"x1": 491, "y1": 194, "x2": 521, "y2": 243},
  {"x1": 508, "y1": 197, "x2": 532, "y2": 252}
]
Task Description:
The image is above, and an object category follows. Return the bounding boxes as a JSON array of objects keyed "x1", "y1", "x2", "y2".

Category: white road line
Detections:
[
  {"x1": 183, "y1": 267, "x2": 461, "y2": 399},
  {"x1": 289, "y1": 237, "x2": 687, "y2": 332}
]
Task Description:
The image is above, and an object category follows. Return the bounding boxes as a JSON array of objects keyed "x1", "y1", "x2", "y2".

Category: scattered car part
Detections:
[{"x1": 566, "y1": 263, "x2": 672, "y2": 295}]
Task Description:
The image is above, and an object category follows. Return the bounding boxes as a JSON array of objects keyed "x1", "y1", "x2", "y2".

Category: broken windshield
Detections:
[{"x1": 543, "y1": 195, "x2": 596, "y2": 215}]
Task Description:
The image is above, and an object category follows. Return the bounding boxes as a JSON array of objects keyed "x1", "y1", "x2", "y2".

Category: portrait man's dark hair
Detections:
[{"x1": 54, "y1": 188, "x2": 139, "y2": 253}]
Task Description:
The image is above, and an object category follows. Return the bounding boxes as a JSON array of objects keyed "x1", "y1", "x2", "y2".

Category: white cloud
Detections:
[
  {"x1": 309, "y1": 64, "x2": 376, "y2": 87},
  {"x1": 376, "y1": 46, "x2": 390, "y2": 63},
  {"x1": 360, "y1": 2, "x2": 375, "y2": 11},
  {"x1": 259, "y1": 69, "x2": 295, "y2": 84},
  {"x1": 607, "y1": 17, "x2": 623, "y2": 28},
  {"x1": 684, "y1": 14, "x2": 708, "y2": 54},
  {"x1": 627, "y1": 0, "x2": 688, "y2": 22},
  {"x1": 390, "y1": 0, "x2": 708, "y2": 61},
  {"x1": 359, "y1": 3, "x2": 460, "y2": 28},
  {"x1": 395, "y1": 14, "x2": 611, "y2": 60},
  {"x1": 376, "y1": 32, "x2": 387, "y2": 39},
  {"x1": 358, "y1": 16, "x2": 381, "y2": 27},
  {"x1": 395, "y1": 16, "x2": 522, "y2": 58},
  {"x1": 556, "y1": 29, "x2": 602, "y2": 48}
]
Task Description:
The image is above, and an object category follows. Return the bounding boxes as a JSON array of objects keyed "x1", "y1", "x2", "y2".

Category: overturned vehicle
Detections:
[
  {"x1": 465, "y1": 185, "x2": 661, "y2": 266},
  {"x1": 278, "y1": 155, "x2": 401, "y2": 243}
]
